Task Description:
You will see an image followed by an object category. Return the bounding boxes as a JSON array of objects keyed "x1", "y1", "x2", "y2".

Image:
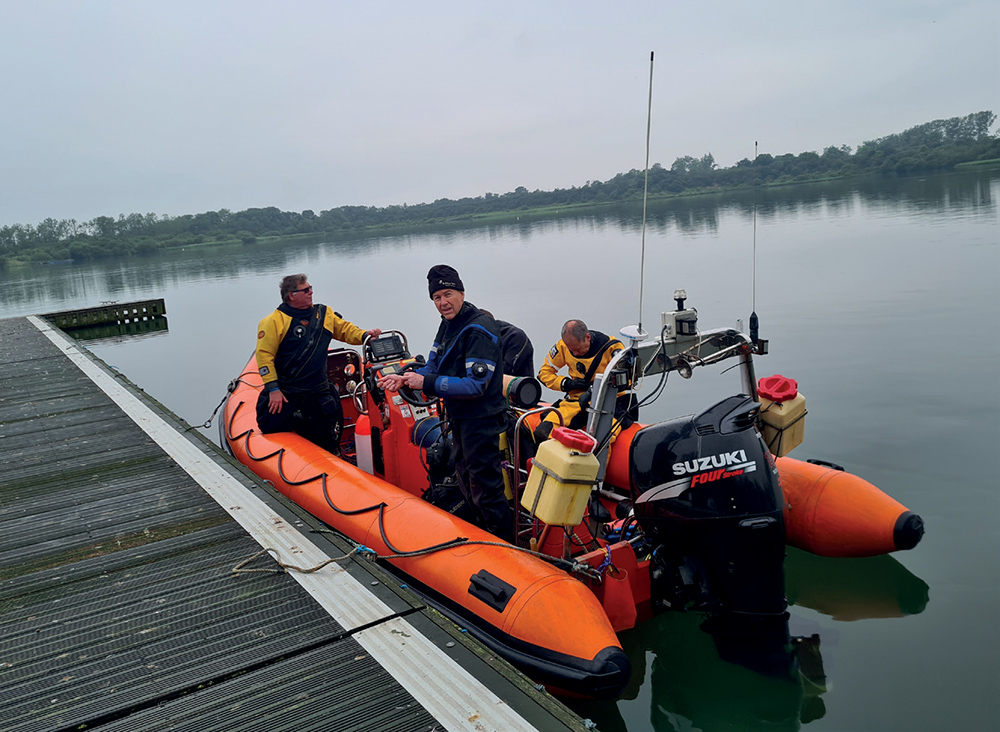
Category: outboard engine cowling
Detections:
[{"x1": 630, "y1": 395, "x2": 786, "y2": 617}]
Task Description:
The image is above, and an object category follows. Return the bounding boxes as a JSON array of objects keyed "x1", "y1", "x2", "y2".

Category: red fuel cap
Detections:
[
  {"x1": 552, "y1": 426, "x2": 596, "y2": 453},
  {"x1": 758, "y1": 374, "x2": 798, "y2": 403}
]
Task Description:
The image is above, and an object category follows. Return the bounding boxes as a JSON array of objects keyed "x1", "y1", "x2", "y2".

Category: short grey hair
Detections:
[
  {"x1": 280, "y1": 274, "x2": 308, "y2": 303},
  {"x1": 561, "y1": 319, "x2": 588, "y2": 342}
]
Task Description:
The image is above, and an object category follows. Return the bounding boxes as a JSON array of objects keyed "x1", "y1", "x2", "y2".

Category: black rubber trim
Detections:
[{"x1": 893, "y1": 510, "x2": 925, "y2": 551}]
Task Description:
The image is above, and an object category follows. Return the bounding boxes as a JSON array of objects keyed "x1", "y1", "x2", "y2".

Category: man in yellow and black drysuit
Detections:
[
  {"x1": 255, "y1": 273, "x2": 381, "y2": 454},
  {"x1": 535, "y1": 319, "x2": 625, "y2": 443}
]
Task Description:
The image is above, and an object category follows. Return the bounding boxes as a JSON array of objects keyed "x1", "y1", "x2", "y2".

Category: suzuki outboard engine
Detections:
[{"x1": 630, "y1": 395, "x2": 787, "y2": 618}]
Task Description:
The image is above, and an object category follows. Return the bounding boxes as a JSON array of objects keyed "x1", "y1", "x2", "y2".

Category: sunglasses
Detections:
[{"x1": 291, "y1": 286, "x2": 313, "y2": 294}]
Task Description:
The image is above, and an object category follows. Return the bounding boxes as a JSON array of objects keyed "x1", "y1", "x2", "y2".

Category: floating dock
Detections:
[
  {"x1": 0, "y1": 316, "x2": 592, "y2": 732},
  {"x1": 42, "y1": 298, "x2": 166, "y2": 330}
]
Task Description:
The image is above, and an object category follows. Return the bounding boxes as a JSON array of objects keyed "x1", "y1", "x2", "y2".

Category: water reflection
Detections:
[
  {"x1": 785, "y1": 548, "x2": 930, "y2": 621},
  {"x1": 69, "y1": 316, "x2": 169, "y2": 344},
  {"x1": 603, "y1": 168, "x2": 997, "y2": 234},
  {"x1": 569, "y1": 547, "x2": 928, "y2": 731},
  {"x1": 571, "y1": 611, "x2": 818, "y2": 732}
]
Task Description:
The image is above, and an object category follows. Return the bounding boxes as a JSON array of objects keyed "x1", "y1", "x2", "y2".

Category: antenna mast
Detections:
[
  {"x1": 750, "y1": 141, "x2": 760, "y2": 345},
  {"x1": 637, "y1": 51, "x2": 654, "y2": 332}
]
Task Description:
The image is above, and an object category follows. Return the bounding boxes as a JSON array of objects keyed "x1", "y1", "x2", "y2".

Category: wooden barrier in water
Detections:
[{"x1": 42, "y1": 298, "x2": 166, "y2": 330}]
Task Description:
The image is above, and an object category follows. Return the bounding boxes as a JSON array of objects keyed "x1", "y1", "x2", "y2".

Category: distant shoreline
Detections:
[
  {"x1": 2, "y1": 110, "x2": 998, "y2": 268},
  {"x1": 5, "y1": 165, "x2": 997, "y2": 272}
]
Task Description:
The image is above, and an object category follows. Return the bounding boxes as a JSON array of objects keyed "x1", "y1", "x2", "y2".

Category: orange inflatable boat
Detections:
[
  {"x1": 222, "y1": 308, "x2": 923, "y2": 697},
  {"x1": 224, "y1": 349, "x2": 630, "y2": 698}
]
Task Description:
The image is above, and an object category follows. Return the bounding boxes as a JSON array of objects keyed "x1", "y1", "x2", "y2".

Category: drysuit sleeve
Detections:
[
  {"x1": 255, "y1": 311, "x2": 290, "y2": 392},
  {"x1": 416, "y1": 340, "x2": 442, "y2": 380},
  {"x1": 323, "y1": 308, "x2": 368, "y2": 345},
  {"x1": 421, "y1": 325, "x2": 500, "y2": 400},
  {"x1": 537, "y1": 340, "x2": 569, "y2": 391}
]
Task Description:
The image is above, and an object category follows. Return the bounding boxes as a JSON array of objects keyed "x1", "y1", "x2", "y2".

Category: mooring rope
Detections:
[
  {"x1": 235, "y1": 536, "x2": 604, "y2": 583},
  {"x1": 232, "y1": 546, "x2": 365, "y2": 575},
  {"x1": 194, "y1": 373, "x2": 259, "y2": 431},
  {"x1": 345, "y1": 534, "x2": 604, "y2": 582}
]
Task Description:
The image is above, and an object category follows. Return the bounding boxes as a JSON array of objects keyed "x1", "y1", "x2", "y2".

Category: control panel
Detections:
[{"x1": 367, "y1": 333, "x2": 409, "y2": 363}]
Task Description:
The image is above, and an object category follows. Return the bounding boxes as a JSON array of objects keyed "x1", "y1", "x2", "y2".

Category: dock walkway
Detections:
[{"x1": 0, "y1": 316, "x2": 591, "y2": 732}]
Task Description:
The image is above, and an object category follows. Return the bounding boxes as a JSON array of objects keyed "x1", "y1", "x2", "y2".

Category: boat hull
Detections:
[
  {"x1": 223, "y1": 357, "x2": 630, "y2": 698},
  {"x1": 775, "y1": 457, "x2": 924, "y2": 558}
]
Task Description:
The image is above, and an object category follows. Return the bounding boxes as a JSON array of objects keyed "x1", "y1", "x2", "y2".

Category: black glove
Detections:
[{"x1": 561, "y1": 377, "x2": 589, "y2": 392}]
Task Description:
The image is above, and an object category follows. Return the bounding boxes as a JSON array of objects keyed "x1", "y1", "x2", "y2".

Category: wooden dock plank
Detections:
[{"x1": 0, "y1": 316, "x2": 589, "y2": 732}]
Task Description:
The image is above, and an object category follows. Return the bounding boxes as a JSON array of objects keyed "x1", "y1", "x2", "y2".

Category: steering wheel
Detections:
[
  {"x1": 396, "y1": 362, "x2": 437, "y2": 408},
  {"x1": 352, "y1": 381, "x2": 368, "y2": 415}
]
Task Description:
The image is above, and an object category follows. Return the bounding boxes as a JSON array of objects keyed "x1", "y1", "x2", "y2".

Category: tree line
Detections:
[{"x1": 2, "y1": 111, "x2": 996, "y2": 267}]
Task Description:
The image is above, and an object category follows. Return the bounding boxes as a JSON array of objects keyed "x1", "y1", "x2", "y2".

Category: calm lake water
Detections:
[{"x1": 2, "y1": 170, "x2": 997, "y2": 731}]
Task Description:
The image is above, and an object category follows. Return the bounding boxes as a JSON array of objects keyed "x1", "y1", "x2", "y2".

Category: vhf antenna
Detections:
[
  {"x1": 750, "y1": 141, "x2": 759, "y2": 345},
  {"x1": 637, "y1": 51, "x2": 654, "y2": 334}
]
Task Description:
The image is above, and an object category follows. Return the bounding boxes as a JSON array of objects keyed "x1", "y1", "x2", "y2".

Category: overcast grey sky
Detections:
[{"x1": 2, "y1": 0, "x2": 996, "y2": 227}]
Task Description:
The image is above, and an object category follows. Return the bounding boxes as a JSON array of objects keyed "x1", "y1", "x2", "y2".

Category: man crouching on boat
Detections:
[
  {"x1": 255, "y1": 273, "x2": 381, "y2": 454},
  {"x1": 534, "y1": 319, "x2": 625, "y2": 444},
  {"x1": 377, "y1": 265, "x2": 514, "y2": 542}
]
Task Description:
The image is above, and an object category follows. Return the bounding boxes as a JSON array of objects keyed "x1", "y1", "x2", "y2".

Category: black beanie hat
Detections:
[{"x1": 427, "y1": 264, "x2": 464, "y2": 297}]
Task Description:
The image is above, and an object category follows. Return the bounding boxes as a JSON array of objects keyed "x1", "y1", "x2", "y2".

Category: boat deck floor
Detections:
[{"x1": 0, "y1": 315, "x2": 590, "y2": 732}]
